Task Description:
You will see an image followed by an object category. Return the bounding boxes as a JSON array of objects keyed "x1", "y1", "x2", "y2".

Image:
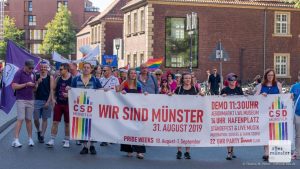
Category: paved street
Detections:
[{"x1": 0, "y1": 122, "x2": 299, "y2": 169}]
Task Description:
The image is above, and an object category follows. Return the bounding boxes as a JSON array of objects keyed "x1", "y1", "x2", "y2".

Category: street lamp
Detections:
[
  {"x1": 186, "y1": 12, "x2": 197, "y2": 73},
  {"x1": 115, "y1": 38, "x2": 121, "y2": 59}
]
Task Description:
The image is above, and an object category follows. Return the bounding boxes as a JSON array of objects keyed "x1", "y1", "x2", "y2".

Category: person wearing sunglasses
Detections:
[
  {"x1": 46, "y1": 63, "x2": 72, "y2": 148},
  {"x1": 11, "y1": 59, "x2": 37, "y2": 148},
  {"x1": 33, "y1": 61, "x2": 54, "y2": 144},
  {"x1": 221, "y1": 73, "x2": 244, "y2": 160}
]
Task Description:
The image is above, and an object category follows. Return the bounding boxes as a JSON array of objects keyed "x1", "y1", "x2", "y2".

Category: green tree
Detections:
[
  {"x1": 287, "y1": 0, "x2": 300, "y2": 8},
  {"x1": 0, "y1": 15, "x2": 24, "y2": 59},
  {"x1": 41, "y1": 5, "x2": 76, "y2": 55}
]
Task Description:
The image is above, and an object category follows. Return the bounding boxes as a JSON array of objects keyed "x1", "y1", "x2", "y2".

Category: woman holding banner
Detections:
[
  {"x1": 255, "y1": 68, "x2": 282, "y2": 161},
  {"x1": 117, "y1": 68, "x2": 146, "y2": 159},
  {"x1": 172, "y1": 72, "x2": 203, "y2": 159},
  {"x1": 221, "y1": 73, "x2": 244, "y2": 160}
]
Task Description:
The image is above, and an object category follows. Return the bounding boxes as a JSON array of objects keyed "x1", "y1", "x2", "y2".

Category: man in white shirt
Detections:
[
  {"x1": 99, "y1": 65, "x2": 120, "y2": 146},
  {"x1": 99, "y1": 65, "x2": 120, "y2": 90}
]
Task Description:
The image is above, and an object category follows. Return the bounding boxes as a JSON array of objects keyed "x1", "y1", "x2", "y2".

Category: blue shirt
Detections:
[
  {"x1": 290, "y1": 82, "x2": 300, "y2": 116},
  {"x1": 260, "y1": 84, "x2": 280, "y2": 94},
  {"x1": 137, "y1": 73, "x2": 158, "y2": 94},
  {"x1": 71, "y1": 75, "x2": 102, "y2": 89}
]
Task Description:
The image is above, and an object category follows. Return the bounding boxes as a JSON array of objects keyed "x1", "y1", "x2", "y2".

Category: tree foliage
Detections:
[
  {"x1": 41, "y1": 5, "x2": 76, "y2": 55},
  {"x1": 0, "y1": 15, "x2": 24, "y2": 60}
]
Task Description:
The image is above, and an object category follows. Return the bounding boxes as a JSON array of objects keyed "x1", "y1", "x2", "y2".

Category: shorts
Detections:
[
  {"x1": 33, "y1": 100, "x2": 52, "y2": 120},
  {"x1": 16, "y1": 100, "x2": 34, "y2": 120},
  {"x1": 53, "y1": 103, "x2": 69, "y2": 123}
]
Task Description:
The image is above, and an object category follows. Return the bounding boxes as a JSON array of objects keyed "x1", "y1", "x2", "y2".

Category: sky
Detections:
[{"x1": 90, "y1": 0, "x2": 113, "y2": 12}]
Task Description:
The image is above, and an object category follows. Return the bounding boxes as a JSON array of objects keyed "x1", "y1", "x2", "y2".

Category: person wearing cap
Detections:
[
  {"x1": 175, "y1": 73, "x2": 182, "y2": 88},
  {"x1": 208, "y1": 68, "x2": 221, "y2": 95},
  {"x1": 33, "y1": 60, "x2": 54, "y2": 143},
  {"x1": 221, "y1": 73, "x2": 244, "y2": 160},
  {"x1": 11, "y1": 59, "x2": 37, "y2": 148}
]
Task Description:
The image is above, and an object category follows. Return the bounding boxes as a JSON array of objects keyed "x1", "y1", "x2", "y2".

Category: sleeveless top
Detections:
[
  {"x1": 35, "y1": 74, "x2": 51, "y2": 101},
  {"x1": 260, "y1": 83, "x2": 280, "y2": 94},
  {"x1": 123, "y1": 81, "x2": 142, "y2": 93},
  {"x1": 56, "y1": 76, "x2": 72, "y2": 104}
]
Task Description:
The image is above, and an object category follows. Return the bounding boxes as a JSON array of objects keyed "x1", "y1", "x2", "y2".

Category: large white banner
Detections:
[{"x1": 69, "y1": 88, "x2": 293, "y2": 147}]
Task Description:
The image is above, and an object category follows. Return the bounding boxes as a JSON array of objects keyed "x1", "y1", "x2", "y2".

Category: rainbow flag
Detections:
[{"x1": 146, "y1": 58, "x2": 164, "y2": 71}]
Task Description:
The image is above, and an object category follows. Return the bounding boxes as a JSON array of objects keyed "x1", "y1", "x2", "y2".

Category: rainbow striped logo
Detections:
[
  {"x1": 72, "y1": 91, "x2": 92, "y2": 140},
  {"x1": 74, "y1": 91, "x2": 92, "y2": 105},
  {"x1": 72, "y1": 117, "x2": 91, "y2": 140},
  {"x1": 269, "y1": 122, "x2": 288, "y2": 140},
  {"x1": 269, "y1": 97, "x2": 287, "y2": 110},
  {"x1": 269, "y1": 97, "x2": 288, "y2": 140}
]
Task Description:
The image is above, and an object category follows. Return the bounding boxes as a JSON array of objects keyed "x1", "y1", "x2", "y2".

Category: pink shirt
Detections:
[{"x1": 169, "y1": 80, "x2": 177, "y2": 92}]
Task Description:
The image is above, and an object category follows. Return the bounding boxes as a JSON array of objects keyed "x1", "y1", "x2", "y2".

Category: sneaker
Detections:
[
  {"x1": 28, "y1": 138, "x2": 34, "y2": 147},
  {"x1": 292, "y1": 152, "x2": 299, "y2": 160},
  {"x1": 89, "y1": 145, "x2": 97, "y2": 155},
  {"x1": 63, "y1": 140, "x2": 70, "y2": 148},
  {"x1": 80, "y1": 147, "x2": 89, "y2": 155},
  {"x1": 46, "y1": 139, "x2": 55, "y2": 148},
  {"x1": 100, "y1": 142, "x2": 108, "y2": 146},
  {"x1": 184, "y1": 152, "x2": 191, "y2": 159},
  {"x1": 11, "y1": 139, "x2": 22, "y2": 148},
  {"x1": 39, "y1": 136, "x2": 44, "y2": 143},
  {"x1": 176, "y1": 151, "x2": 182, "y2": 159},
  {"x1": 76, "y1": 141, "x2": 82, "y2": 145}
]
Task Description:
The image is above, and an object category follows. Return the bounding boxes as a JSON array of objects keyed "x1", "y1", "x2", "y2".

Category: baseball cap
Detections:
[{"x1": 227, "y1": 73, "x2": 238, "y2": 81}]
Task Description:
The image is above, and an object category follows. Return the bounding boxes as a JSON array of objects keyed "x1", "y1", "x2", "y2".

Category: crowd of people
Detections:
[{"x1": 9, "y1": 59, "x2": 300, "y2": 161}]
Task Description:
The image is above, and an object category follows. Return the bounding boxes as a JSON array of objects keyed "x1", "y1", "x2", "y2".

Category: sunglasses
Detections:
[
  {"x1": 156, "y1": 74, "x2": 161, "y2": 76},
  {"x1": 102, "y1": 70, "x2": 108, "y2": 72},
  {"x1": 28, "y1": 67, "x2": 34, "y2": 70},
  {"x1": 59, "y1": 68, "x2": 64, "y2": 71}
]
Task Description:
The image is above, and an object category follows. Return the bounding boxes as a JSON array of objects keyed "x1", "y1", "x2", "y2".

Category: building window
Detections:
[
  {"x1": 274, "y1": 12, "x2": 290, "y2": 35},
  {"x1": 95, "y1": 26, "x2": 98, "y2": 43},
  {"x1": 133, "y1": 54, "x2": 137, "y2": 68},
  {"x1": 29, "y1": 30, "x2": 43, "y2": 40},
  {"x1": 30, "y1": 43, "x2": 41, "y2": 54},
  {"x1": 98, "y1": 25, "x2": 101, "y2": 43},
  {"x1": 140, "y1": 10, "x2": 145, "y2": 32},
  {"x1": 274, "y1": 53, "x2": 290, "y2": 77},
  {"x1": 28, "y1": 1, "x2": 32, "y2": 12},
  {"x1": 28, "y1": 15, "x2": 36, "y2": 26},
  {"x1": 165, "y1": 18, "x2": 198, "y2": 68},
  {"x1": 133, "y1": 13, "x2": 138, "y2": 33},
  {"x1": 91, "y1": 27, "x2": 94, "y2": 43},
  {"x1": 140, "y1": 53, "x2": 144, "y2": 65},
  {"x1": 57, "y1": 1, "x2": 68, "y2": 10},
  {"x1": 127, "y1": 14, "x2": 131, "y2": 35},
  {"x1": 127, "y1": 55, "x2": 131, "y2": 66}
]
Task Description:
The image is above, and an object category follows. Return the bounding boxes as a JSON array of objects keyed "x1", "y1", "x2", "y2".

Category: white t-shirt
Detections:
[{"x1": 99, "y1": 75, "x2": 120, "y2": 89}]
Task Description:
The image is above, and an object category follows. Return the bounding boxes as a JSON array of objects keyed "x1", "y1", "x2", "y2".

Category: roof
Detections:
[
  {"x1": 76, "y1": 24, "x2": 91, "y2": 37},
  {"x1": 88, "y1": 0, "x2": 123, "y2": 25},
  {"x1": 122, "y1": 0, "x2": 296, "y2": 10}
]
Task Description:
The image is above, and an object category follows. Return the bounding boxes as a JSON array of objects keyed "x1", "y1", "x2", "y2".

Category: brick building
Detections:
[
  {"x1": 122, "y1": 0, "x2": 300, "y2": 84},
  {"x1": 76, "y1": 0, "x2": 129, "y2": 65},
  {"x1": 5, "y1": 0, "x2": 99, "y2": 56}
]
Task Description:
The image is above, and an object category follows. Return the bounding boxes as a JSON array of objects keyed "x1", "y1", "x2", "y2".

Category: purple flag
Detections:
[{"x1": 0, "y1": 40, "x2": 40, "y2": 114}]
